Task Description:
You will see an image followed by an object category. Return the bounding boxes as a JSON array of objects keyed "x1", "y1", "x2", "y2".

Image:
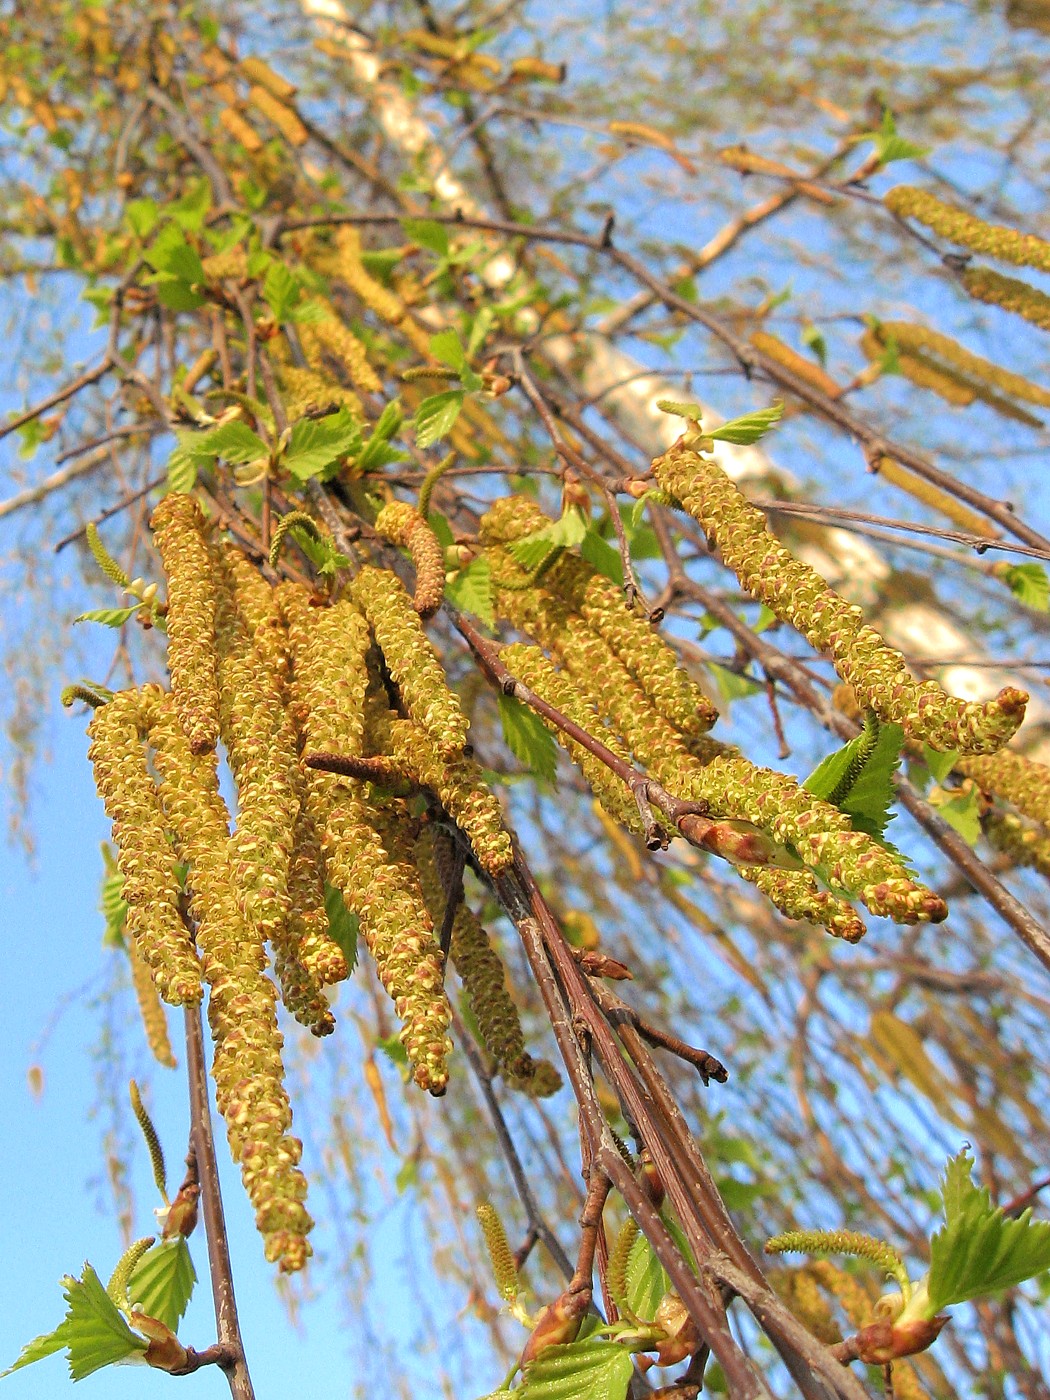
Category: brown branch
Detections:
[
  {"x1": 183, "y1": 1003, "x2": 256, "y2": 1400},
  {"x1": 0, "y1": 359, "x2": 111, "y2": 444}
]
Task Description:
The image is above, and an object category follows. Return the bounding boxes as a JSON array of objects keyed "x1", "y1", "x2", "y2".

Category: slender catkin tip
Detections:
[
  {"x1": 374, "y1": 500, "x2": 446, "y2": 617},
  {"x1": 477, "y1": 1203, "x2": 520, "y2": 1301}
]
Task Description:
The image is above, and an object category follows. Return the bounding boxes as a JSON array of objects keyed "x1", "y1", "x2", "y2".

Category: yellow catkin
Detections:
[
  {"x1": 738, "y1": 866, "x2": 866, "y2": 943},
  {"x1": 374, "y1": 500, "x2": 446, "y2": 618},
  {"x1": 215, "y1": 557, "x2": 335, "y2": 1036},
  {"x1": 770, "y1": 1268, "x2": 841, "y2": 1345},
  {"x1": 239, "y1": 56, "x2": 297, "y2": 101},
  {"x1": 128, "y1": 940, "x2": 177, "y2": 1068},
  {"x1": 958, "y1": 746, "x2": 1050, "y2": 826},
  {"x1": 329, "y1": 226, "x2": 431, "y2": 357},
  {"x1": 653, "y1": 441, "x2": 1027, "y2": 755},
  {"x1": 750, "y1": 330, "x2": 843, "y2": 399},
  {"x1": 873, "y1": 457, "x2": 995, "y2": 536},
  {"x1": 218, "y1": 106, "x2": 264, "y2": 153},
  {"x1": 807, "y1": 1259, "x2": 874, "y2": 1329},
  {"x1": 144, "y1": 688, "x2": 312, "y2": 1273},
  {"x1": 278, "y1": 363, "x2": 363, "y2": 421},
  {"x1": 280, "y1": 585, "x2": 370, "y2": 756},
  {"x1": 87, "y1": 691, "x2": 202, "y2": 1005},
  {"x1": 861, "y1": 327, "x2": 977, "y2": 407},
  {"x1": 352, "y1": 566, "x2": 469, "y2": 757},
  {"x1": 607, "y1": 1217, "x2": 640, "y2": 1313},
  {"x1": 885, "y1": 186, "x2": 1050, "y2": 272},
  {"x1": 961, "y1": 265, "x2": 1050, "y2": 331},
  {"x1": 873, "y1": 320, "x2": 1050, "y2": 407},
  {"x1": 247, "y1": 84, "x2": 308, "y2": 146},
  {"x1": 392, "y1": 720, "x2": 514, "y2": 876},
  {"x1": 982, "y1": 809, "x2": 1050, "y2": 879},
  {"x1": 150, "y1": 494, "x2": 222, "y2": 755},
  {"x1": 202, "y1": 245, "x2": 250, "y2": 283},
  {"x1": 476, "y1": 1203, "x2": 520, "y2": 1300},
  {"x1": 480, "y1": 496, "x2": 718, "y2": 738},
  {"x1": 298, "y1": 308, "x2": 383, "y2": 394},
  {"x1": 317, "y1": 777, "x2": 453, "y2": 1094},
  {"x1": 487, "y1": 553, "x2": 944, "y2": 926},
  {"x1": 415, "y1": 826, "x2": 556, "y2": 1091},
  {"x1": 499, "y1": 642, "x2": 652, "y2": 839}
]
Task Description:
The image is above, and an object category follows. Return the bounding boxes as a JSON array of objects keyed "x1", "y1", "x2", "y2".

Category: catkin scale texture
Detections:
[
  {"x1": 87, "y1": 690, "x2": 202, "y2": 1005},
  {"x1": 375, "y1": 500, "x2": 446, "y2": 618},
  {"x1": 653, "y1": 440, "x2": 1026, "y2": 755},
  {"x1": 144, "y1": 688, "x2": 313, "y2": 1273},
  {"x1": 150, "y1": 494, "x2": 222, "y2": 755}
]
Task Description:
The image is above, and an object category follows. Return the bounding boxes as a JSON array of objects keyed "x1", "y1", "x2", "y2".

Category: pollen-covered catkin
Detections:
[
  {"x1": 961, "y1": 265, "x2": 1050, "y2": 332},
  {"x1": 957, "y1": 747, "x2": 1050, "y2": 827},
  {"x1": 144, "y1": 689, "x2": 312, "y2": 1273},
  {"x1": 884, "y1": 186, "x2": 1050, "y2": 272},
  {"x1": 414, "y1": 826, "x2": 553, "y2": 1088},
  {"x1": 499, "y1": 642, "x2": 654, "y2": 839},
  {"x1": 128, "y1": 939, "x2": 177, "y2": 1068},
  {"x1": 738, "y1": 866, "x2": 866, "y2": 943},
  {"x1": 861, "y1": 327, "x2": 977, "y2": 407},
  {"x1": 328, "y1": 226, "x2": 431, "y2": 357},
  {"x1": 375, "y1": 500, "x2": 446, "y2": 618},
  {"x1": 280, "y1": 584, "x2": 370, "y2": 757},
  {"x1": 278, "y1": 363, "x2": 363, "y2": 421},
  {"x1": 870, "y1": 321, "x2": 1050, "y2": 408},
  {"x1": 317, "y1": 778, "x2": 453, "y2": 1094},
  {"x1": 391, "y1": 719, "x2": 514, "y2": 875},
  {"x1": 352, "y1": 566, "x2": 469, "y2": 757},
  {"x1": 298, "y1": 307, "x2": 383, "y2": 394},
  {"x1": 150, "y1": 494, "x2": 221, "y2": 755},
  {"x1": 87, "y1": 691, "x2": 202, "y2": 1005},
  {"x1": 982, "y1": 809, "x2": 1050, "y2": 879},
  {"x1": 654, "y1": 440, "x2": 1027, "y2": 754},
  {"x1": 480, "y1": 496, "x2": 717, "y2": 737}
]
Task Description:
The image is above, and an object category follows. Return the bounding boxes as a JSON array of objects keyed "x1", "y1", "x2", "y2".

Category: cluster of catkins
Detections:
[
  {"x1": 85, "y1": 495, "x2": 558, "y2": 1272},
  {"x1": 476, "y1": 455, "x2": 1032, "y2": 942}
]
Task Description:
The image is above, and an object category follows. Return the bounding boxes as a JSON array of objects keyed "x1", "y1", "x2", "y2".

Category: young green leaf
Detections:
[
  {"x1": 624, "y1": 1232, "x2": 668, "y2": 1322},
  {"x1": 655, "y1": 398, "x2": 703, "y2": 423},
  {"x1": 262, "y1": 261, "x2": 302, "y2": 323},
  {"x1": 925, "y1": 1149, "x2": 1050, "y2": 1313},
  {"x1": 168, "y1": 179, "x2": 212, "y2": 233},
  {"x1": 324, "y1": 883, "x2": 359, "y2": 972},
  {"x1": 284, "y1": 410, "x2": 362, "y2": 482},
  {"x1": 73, "y1": 606, "x2": 142, "y2": 629},
  {"x1": 498, "y1": 694, "x2": 558, "y2": 784},
  {"x1": 429, "y1": 328, "x2": 468, "y2": 374},
  {"x1": 516, "y1": 1337, "x2": 634, "y2": 1400},
  {"x1": 863, "y1": 110, "x2": 930, "y2": 167},
  {"x1": 805, "y1": 720, "x2": 905, "y2": 841},
  {"x1": 144, "y1": 223, "x2": 205, "y2": 285},
  {"x1": 415, "y1": 390, "x2": 465, "y2": 449},
  {"x1": 167, "y1": 448, "x2": 198, "y2": 494},
  {"x1": 356, "y1": 399, "x2": 405, "y2": 471},
  {"x1": 801, "y1": 323, "x2": 827, "y2": 367},
  {"x1": 922, "y1": 744, "x2": 959, "y2": 784},
  {"x1": 1, "y1": 1323, "x2": 71, "y2": 1378},
  {"x1": 176, "y1": 421, "x2": 269, "y2": 465},
  {"x1": 928, "y1": 785, "x2": 981, "y2": 846},
  {"x1": 446, "y1": 557, "x2": 496, "y2": 627},
  {"x1": 508, "y1": 508, "x2": 588, "y2": 573},
  {"x1": 997, "y1": 562, "x2": 1050, "y2": 612},
  {"x1": 707, "y1": 661, "x2": 764, "y2": 707},
  {"x1": 127, "y1": 1239, "x2": 196, "y2": 1333},
  {"x1": 124, "y1": 199, "x2": 159, "y2": 240},
  {"x1": 709, "y1": 402, "x2": 784, "y2": 445},
  {"x1": 579, "y1": 528, "x2": 622, "y2": 585},
  {"x1": 401, "y1": 218, "x2": 450, "y2": 257}
]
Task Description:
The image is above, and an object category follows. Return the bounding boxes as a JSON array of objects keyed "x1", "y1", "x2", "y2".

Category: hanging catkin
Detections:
[
  {"x1": 150, "y1": 494, "x2": 222, "y2": 755},
  {"x1": 653, "y1": 439, "x2": 1027, "y2": 754}
]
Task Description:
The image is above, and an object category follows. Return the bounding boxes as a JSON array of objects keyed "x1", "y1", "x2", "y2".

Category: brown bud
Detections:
[
  {"x1": 653, "y1": 1292, "x2": 702, "y2": 1367},
  {"x1": 575, "y1": 949, "x2": 634, "y2": 980},
  {"x1": 162, "y1": 1181, "x2": 201, "y2": 1239},
  {"x1": 852, "y1": 1315, "x2": 948, "y2": 1364},
  {"x1": 520, "y1": 1288, "x2": 590, "y2": 1366},
  {"x1": 130, "y1": 1312, "x2": 192, "y2": 1374},
  {"x1": 636, "y1": 1152, "x2": 665, "y2": 1208}
]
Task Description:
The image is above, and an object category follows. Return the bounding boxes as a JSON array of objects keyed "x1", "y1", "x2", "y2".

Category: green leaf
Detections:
[
  {"x1": 291, "y1": 529, "x2": 350, "y2": 578},
  {"x1": 152, "y1": 278, "x2": 207, "y2": 312},
  {"x1": 707, "y1": 661, "x2": 764, "y2": 707},
  {"x1": 498, "y1": 694, "x2": 558, "y2": 784},
  {"x1": 709, "y1": 402, "x2": 784, "y2": 445},
  {"x1": 167, "y1": 449, "x2": 198, "y2": 494},
  {"x1": 74, "y1": 606, "x2": 141, "y2": 628},
  {"x1": 577, "y1": 529, "x2": 621, "y2": 585},
  {"x1": 356, "y1": 399, "x2": 405, "y2": 471},
  {"x1": 998, "y1": 563, "x2": 1050, "y2": 612},
  {"x1": 124, "y1": 199, "x2": 159, "y2": 239},
  {"x1": 655, "y1": 398, "x2": 703, "y2": 423},
  {"x1": 922, "y1": 745, "x2": 959, "y2": 784},
  {"x1": 377, "y1": 1033, "x2": 408, "y2": 1067},
  {"x1": 127, "y1": 1239, "x2": 196, "y2": 1332},
  {"x1": 624, "y1": 1232, "x2": 668, "y2": 1322},
  {"x1": 401, "y1": 218, "x2": 450, "y2": 257},
  {"x1": 144, "y1": 223, "x2": 205, "y2": 285},
  {"x1": 805, "y1": 721, "x2": 905, "y2": 841},
  {"x1": 516, "y1": 1337, "x2": 634, "y2": 1400},
  {"x1": 324, "y1": 883, "x2": 359, "y2": 972},
  {"x1": 429, "y1": 328, "x2": 468, "y2": 373},
  {"x1": 168, "y1": 179, "x2": 212, "y2": 233},
  {"x1": 864, "y1": 110, "x2": 930, "y2": 167},
  {"x1": 509, "y1": 508, "x2": 588, "y2": 573},
  {"x1": 176, "y1": 421, "x2": 269, "y2": 465},
  {"x1": 801, "y1": 323, "x2": 827, "y2": 367},
  {"x1": 285, "y1": 410, "x2": 362, "y2": 482},
  {"x1": 262, "y1": 261, "x2": 302, "y2": 323},
  {"x1": 446, "y1": 557, "x2": 495, "y2": 627},
  {"x1": 929, "y1": 785, "x2": 981, "y2": 846},
  {"x1": 415, "y1": 391, "x2": 465, "y2": 449},
  {"x1": 927, "y1": 1149, "x2": 1050, "y2": 1313},
  {"x1": 360, "y1": 247, "x2": 405, "y2": 280},
  {"x1": 1, "y1": 1322, "x2": 71, "y2": 1378},
  {"x1": 467, "y1": 307, "x2": 495, "y2": 358}
]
